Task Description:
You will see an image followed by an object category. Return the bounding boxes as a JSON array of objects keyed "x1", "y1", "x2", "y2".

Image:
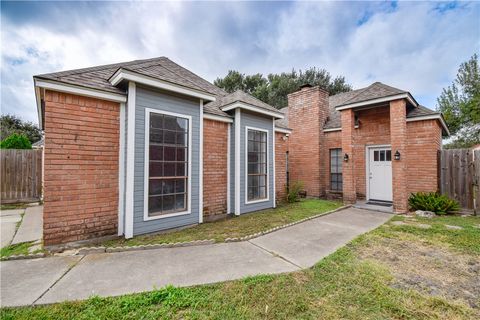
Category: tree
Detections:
[
  {"x1": 214, "y1": 67, "x2": 352, "y2": 109},
  {"x1": 0, "y1": 133, "x2": 32, "y2": 149},
  {"x1": 0, "y1": 114, "x2": 42, "y2": 144},
  {"x1": 437, "y1": 54, "x2": 480, "y2": 148}
]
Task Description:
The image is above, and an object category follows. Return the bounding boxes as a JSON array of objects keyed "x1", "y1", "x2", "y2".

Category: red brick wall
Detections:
[
  {"x1": 287, "y1": 86, "x2": 329, "y2": 197},
  {"x1": 275, "y1": 131, "x2": 289, "y2": 202},
  {"x1": 352, "y1": 106, "x2": 391, "y2": 198},
  {"x1": 341, "y1": 109, "x2": 356, "y2": 203},
  {"x1": 203, "y1": 119, "x2": 228, "y2": 220},
  {"x1": 390, "y1": 99, "x2": 408, "y2": 213},
  {"x1": 406, "y1": 119, "x2": 442, "y2": 194},
  {"x1": 43, "y1": 91, "x2": 120, "y2": 245}
]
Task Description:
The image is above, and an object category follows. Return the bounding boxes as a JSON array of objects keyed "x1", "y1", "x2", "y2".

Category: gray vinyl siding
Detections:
[
  {"x1": 132, "y1": 86, "x2": 200, "y2": 236},
  {"x1": 239, "y1": 111, "x2": 274, "y2": 214}
]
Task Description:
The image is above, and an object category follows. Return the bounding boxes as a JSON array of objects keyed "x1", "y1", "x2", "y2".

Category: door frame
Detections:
[{"x1": 365, "y1": 144, "x2": 392, "y2": 201}]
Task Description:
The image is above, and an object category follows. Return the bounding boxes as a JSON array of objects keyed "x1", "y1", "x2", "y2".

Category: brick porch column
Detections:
[
  {"x1": 390, "y1": 99, "x2": 408, "y2": 213},
  {"x1": 341, "y1": 109, "x2": 356, "y2": 204}
]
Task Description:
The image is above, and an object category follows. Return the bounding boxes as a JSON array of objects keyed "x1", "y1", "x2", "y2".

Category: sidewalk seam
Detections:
[
  {"x1": 31, "y1": 255, "x2": 86, "y2": 305},
  {"x1": 247, "y1": 240, "x2": 303, "y2": 270}
]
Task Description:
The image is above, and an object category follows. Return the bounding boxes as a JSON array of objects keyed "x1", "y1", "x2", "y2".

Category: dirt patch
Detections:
[{"x1": 357, "y1": 237, "x2": 480, "y2": 309}]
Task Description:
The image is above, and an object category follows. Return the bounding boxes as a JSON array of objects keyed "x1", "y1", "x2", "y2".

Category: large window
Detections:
[
  {"x1": 330, "y1": 148, "x2": 342, "y2": 191},
  {"x1": 247, "y1": 128, "x2": 268, "y2": 202},
  {"x1": 147, "y1": 111, "x2": 189, "y2": 217}
]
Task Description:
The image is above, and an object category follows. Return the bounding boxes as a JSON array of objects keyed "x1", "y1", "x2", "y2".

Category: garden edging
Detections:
[{"x1": 1, "y1": 205, "x2": 350, "y2": 261}]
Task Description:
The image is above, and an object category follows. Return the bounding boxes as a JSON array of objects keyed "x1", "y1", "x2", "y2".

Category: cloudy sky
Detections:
[{"x1": 1, "y1": 1, "x2": 479, "y2": 125}]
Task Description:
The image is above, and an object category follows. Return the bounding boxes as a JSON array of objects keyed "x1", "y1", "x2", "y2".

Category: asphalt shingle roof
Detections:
[
  {"x1": 277, "y1": 82, "x2": 439, "y2": 130},
  {"x1": 205, "y1": 90, "x2": 282, "y2": 115},
  {"x1": 34, "y1": 57, "x2": 277, "y2": 118}
]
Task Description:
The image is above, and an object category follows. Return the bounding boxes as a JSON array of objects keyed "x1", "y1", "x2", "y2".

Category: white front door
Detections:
[{"x1": 368, "y1": 147, "x2": 392, "y2": 202}]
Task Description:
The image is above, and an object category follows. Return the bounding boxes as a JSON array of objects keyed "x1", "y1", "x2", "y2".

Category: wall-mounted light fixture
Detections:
[
  {"x1": 282, "y1": 133, "x2": 289, "y2": 141},
  {"x1": 343, "y1": 153, "x2": 349, "y2": 162},
  {"x1": 394, "y1": 150, "x2": 401, "y2": 160}
]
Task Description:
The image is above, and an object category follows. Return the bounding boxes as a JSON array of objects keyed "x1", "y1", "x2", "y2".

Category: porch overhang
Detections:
[{"x1": 335, "y1": 92, "x2": 418, "y2": 111}]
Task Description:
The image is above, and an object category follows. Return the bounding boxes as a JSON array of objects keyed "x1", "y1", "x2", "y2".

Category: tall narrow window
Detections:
[
  {"x1": 147, "y1": 112, "x2": 189, "y2": 216},
  {"x1": 330, "y1": 148, "x2": 342, "y2": 191},
  {"x1": 247, "y1": 129, "x2": 268, "y2": 202}
]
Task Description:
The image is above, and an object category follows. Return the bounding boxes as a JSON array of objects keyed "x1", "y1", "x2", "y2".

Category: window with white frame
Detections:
[
  {"x1": 247, "y1": 128, "x2": 268, "y2": 202},
  {"x1": 147, "y1": 112, "x2": 189, "y2": 216}
]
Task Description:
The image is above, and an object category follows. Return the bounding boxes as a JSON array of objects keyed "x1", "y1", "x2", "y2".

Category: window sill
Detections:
[{"x1": 143, "y1": 210, "x2": 191, "y2": 221}]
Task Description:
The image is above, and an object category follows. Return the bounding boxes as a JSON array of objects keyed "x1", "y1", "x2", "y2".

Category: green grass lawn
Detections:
[
  {"x1": 101, "y1": 199, "x2": 343, "y2": 247},
  {"x1": 2, "y1": 213, "x2": 479, "y2": 319}
]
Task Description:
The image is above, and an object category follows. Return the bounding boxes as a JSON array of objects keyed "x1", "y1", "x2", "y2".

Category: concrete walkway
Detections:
[
  {"x1": 0, "y1": 209, "x2": 24, "y2": 248},
  {"x1": 0, "y1": 207, "x2": 391, "y2": 307},
  {"x1": 11, "y1": 206, "x2": 43, "y2": 245}
]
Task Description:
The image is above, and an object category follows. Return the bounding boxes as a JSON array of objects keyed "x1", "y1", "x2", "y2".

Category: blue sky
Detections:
[{"x1": 1, "y1": 1, "x2": 479, "y2": 124}]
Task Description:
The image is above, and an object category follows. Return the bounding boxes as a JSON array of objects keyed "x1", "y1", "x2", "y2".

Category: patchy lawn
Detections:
[
  {"x1": 101, "y1": 199, "x2": 343, "y2": 247},
  {"x1": 2, "y1": 214, "x2": 479, "y2": 319}
]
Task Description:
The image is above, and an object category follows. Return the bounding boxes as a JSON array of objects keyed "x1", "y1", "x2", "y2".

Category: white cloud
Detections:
[{"x1": 1, "y1": 1, "x2": 479, "y2": 124}]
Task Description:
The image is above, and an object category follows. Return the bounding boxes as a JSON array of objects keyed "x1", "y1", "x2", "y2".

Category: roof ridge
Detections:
[
  {"x1": 36, "y1": 56, "x2": 168, "y2": 79},
  {"x1": 160, "y1": 58, "x2": 228, "y2": 96},
  {"x1": 341, "y1": 84, "x2": 371, "y2": 104},
  {"x1": 154, "y1": 59, "x2": 212, "y2": 92}
]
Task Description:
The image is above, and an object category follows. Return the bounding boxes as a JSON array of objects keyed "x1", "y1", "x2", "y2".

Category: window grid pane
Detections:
[
  {"x1": 247, "y1": 129, "x2": 268, "y2": 201},
  {"x1": 148, "y1": 113, "x2": 189, "y2": 216},
  {"x1": 330, "y1": 149, "x2": 343, "y2": 191}
]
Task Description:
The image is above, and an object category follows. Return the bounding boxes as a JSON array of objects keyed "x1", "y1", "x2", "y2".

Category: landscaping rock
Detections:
[
  {"x1": 445, "y1": 225, "x2": 463, "y2": 230},
  {"x1": 415, "y1": 210, "x2": 435, "y2": 218}
]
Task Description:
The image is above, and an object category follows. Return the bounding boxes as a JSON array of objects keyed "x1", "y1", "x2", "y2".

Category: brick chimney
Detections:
[{"x1": 287, "y1": 86, "x2": 329, "y2": 197}]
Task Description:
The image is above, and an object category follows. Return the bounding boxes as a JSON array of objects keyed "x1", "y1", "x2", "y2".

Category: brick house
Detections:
[{"x1": 33, "y1": 57, "x2": 448, "y2": 245}]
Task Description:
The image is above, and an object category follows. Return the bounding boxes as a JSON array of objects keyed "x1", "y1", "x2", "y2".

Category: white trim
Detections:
[
  {"x1": 34, "y1": 86, "x2": 43, "y2": 129},
  {"x1": 34, "y1": 79, "x2": 127, "y2": 103},
  {"x1": 365, "y1": 144, "x2": 391, "y2": 202},
  {"x1": 109, "y1": 69, "x2": 216, "y2": 102},
  {"x1": 125, "y1": 82, "x2": 136, "y2": 239},
  {"x1": 199, "y1": 100, "x2": 204, "y2": 224},
  {"x1": 143, "y1": 108, "x2": 193, "y2": 221},
  {"x1": 274, "y1": 127, "x2": 292, "y2": 134},
  {"x1": 235, "y1": 108, "x2": 241, "y2": 215},
  {"x1": 203, "y1": 113, "x2": 233, "y2": 123},
  {"x1": 335, "y1": 93, "x2": 417, "y2": 111},
  {"x1": 118, "y1": 102, "x2": 126, "y2": 236},
  {"x1": 272, "y1": 118, "x2": 276, "y2": 208},
  {"x1": 227, "y1": 123, "x2": 231, "y2": 214},
  {"x1": 406, "y1": 114, "x2": 450, "y2": 135},
  {"x1": 244, "y1": 126, "x2": 270, "y2": 205},
  {"x1": 221, "y1": 102, "x2": 284, "y2": 119},
  {"x1": 323, "y1": 127, "x2": 342, "y2": 132}
]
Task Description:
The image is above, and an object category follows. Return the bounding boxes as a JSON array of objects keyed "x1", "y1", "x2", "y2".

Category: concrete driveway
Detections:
[
  {"x1": 0, "y1": 207, "x2": 391, "y2": 307},
  {"x1": 0, "y1": 206, "x2": 42, "y2": 249}
]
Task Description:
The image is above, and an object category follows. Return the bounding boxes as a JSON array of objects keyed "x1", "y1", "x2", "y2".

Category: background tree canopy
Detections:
[
  {"x1": 214, "y1": 68, "x2": 352, "y2": 109},
  {"x1": 436, "y1": 54, "x2": 480, "y2": 149},
  {"x1": 0, "y1": 114, "x2": 42, "y2": 144}
]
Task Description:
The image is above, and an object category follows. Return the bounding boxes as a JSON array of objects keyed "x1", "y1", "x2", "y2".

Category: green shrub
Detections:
[
  {"x1": 0, "y1": 133, "x2": 32, "y2": 149},
  {"x1": 408, "y1": 192, "x2": 460, "y2": 215},
  {"x1": 287, "y1": 181, "x2": 304, "y2": 203}
]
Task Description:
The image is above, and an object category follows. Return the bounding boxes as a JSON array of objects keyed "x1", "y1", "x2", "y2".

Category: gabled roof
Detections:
[
  {"x1": 206, "y1": 90, "x2": 283, "y2": 118},
  {"x1": 34, "y1": 57, "x2": 281, "y2": 120},
  {"x1": 278, "y1": 82, "x2": 448, "y2": 134},
  {"x1": 35, "y1": 57, "x2": 225, "y2": 97}
]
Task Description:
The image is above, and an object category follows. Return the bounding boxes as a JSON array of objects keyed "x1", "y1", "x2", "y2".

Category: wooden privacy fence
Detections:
[
  {"x1": 438, "y1": 149, "x2": 480, "y2": 213},
  {"x1": 0, "y1": 149, "x2": 43, "y2": 203}
]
